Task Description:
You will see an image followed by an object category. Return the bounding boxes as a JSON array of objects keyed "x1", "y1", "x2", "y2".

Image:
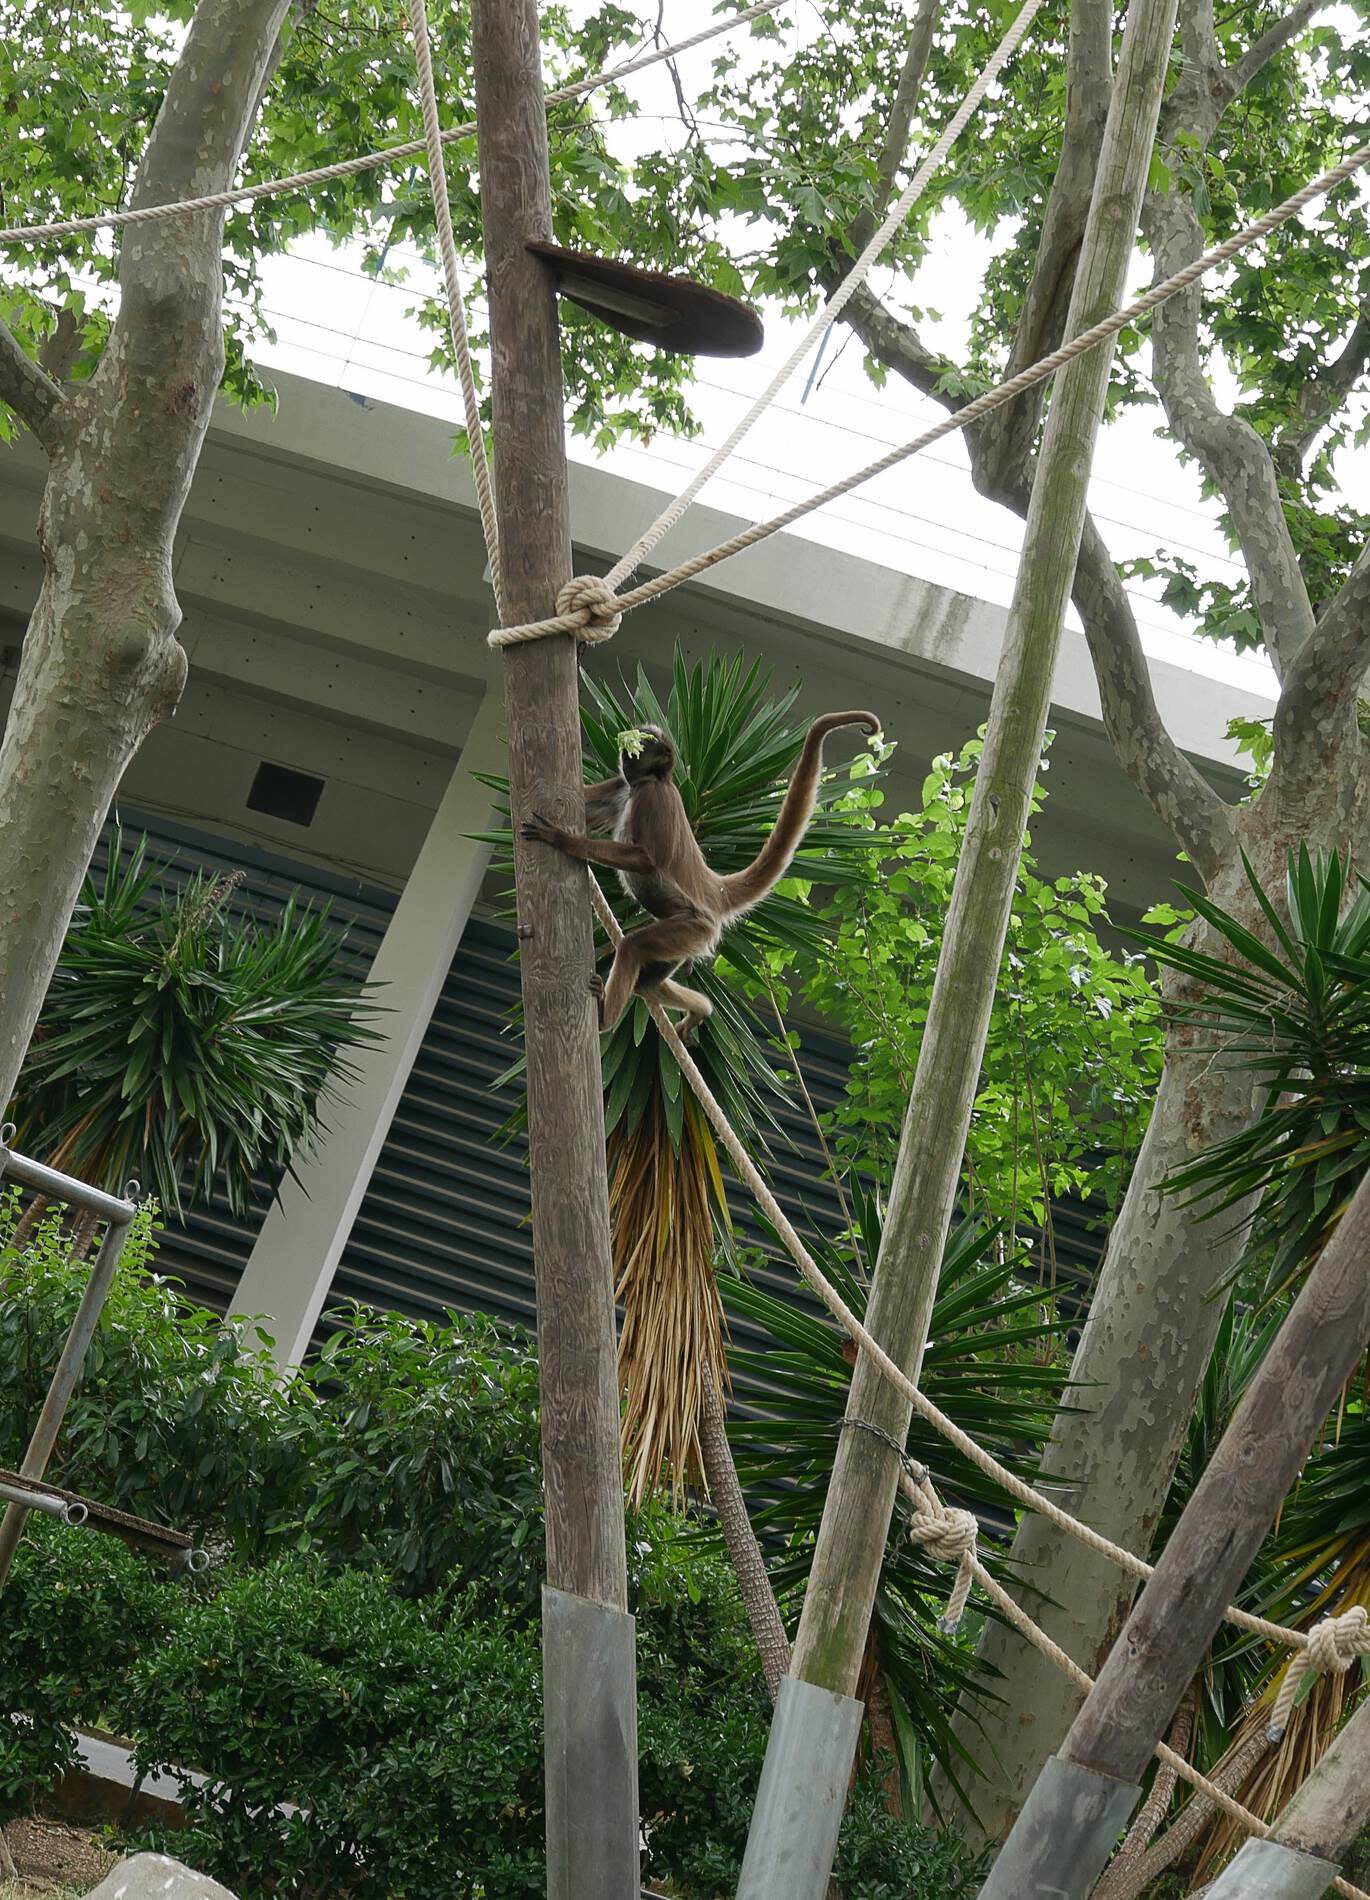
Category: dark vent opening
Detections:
[{"x1": 247, "y1": 762, "x2": 325, "y2": 827}]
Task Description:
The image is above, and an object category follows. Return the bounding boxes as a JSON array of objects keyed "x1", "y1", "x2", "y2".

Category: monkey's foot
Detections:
[{"x1": 588, "y1": 972, "x2": 606, "y2": 1027}]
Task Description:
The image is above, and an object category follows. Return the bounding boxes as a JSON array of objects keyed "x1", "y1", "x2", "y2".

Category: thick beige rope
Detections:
[
  {"x1": 490, "y1": 138, "x2": 1370, "y2": 648},
  {"x1": 1267, "y1": 1606, "x2": 1370, "y2": 1743},
  {"x1": 581, "y1": 871, "x2": 1308, "y2": 1655},
  {"x1": 601, "y1": 0, "x2": 1045, "y2": 593},
  {"x1": 0, "y1": 0, "x2": 791, "y2": 248},
  {"x1": 579, "y1": 869, "x2": 1370, "y2": 1888},
  {"x1": 403, "y1": 0, "x2": 505, "y2": 620}
]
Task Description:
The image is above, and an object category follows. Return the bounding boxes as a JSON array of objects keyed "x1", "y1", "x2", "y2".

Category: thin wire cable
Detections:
[
  {"x1": 602, "y1": 0, "x2": 1045, "y2": 591},
  {"x1": 0, "y1": 0, "x2": 791, "y2": 247},
  {"x1": 492, "y1": 137, "x2": 1370, "y2": 645},
  {"x1": 403, "y1": 0, "x2": 504, "y2": 619}
]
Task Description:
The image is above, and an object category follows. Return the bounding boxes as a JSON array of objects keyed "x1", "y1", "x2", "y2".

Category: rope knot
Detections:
[
  {"x1": 488, "y1": 574, "x2": 624, "y2": 649},
  {"x1": 909, "y1": 1505, "x2": 978, "y2": 1564},
  {"x1": 556, "y1": 575, "x2": 622, "y2": 644},
  {"x1": 1267, "y1": 1606, "x2": 1370, "y2": 1743},
  {"x1": 908, "y1": 1501, "x2": 978, "y2": 1637},
  {"x1": 1307, "y1": 1605, "x2": 1369, "y2": 1675}
]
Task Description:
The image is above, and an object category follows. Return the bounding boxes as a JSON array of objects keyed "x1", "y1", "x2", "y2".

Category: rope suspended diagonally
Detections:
[
  {"x1": 584, "y1": 873, "x2": 1370, "y2": 1900},
  {"x1": 602, "y1": 0, "x2": 1046, "y2": 592},
  {"x1": 0, "y1": 0, "x2": 792, "y2": 247},
  {"x1": 490, "y1": 135, "x2": 1370, "y2": 644}
]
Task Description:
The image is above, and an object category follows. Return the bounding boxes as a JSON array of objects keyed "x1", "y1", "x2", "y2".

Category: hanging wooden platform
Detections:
[{"x1": 527, "y1": 240, "x2": 764, "y2": 356}]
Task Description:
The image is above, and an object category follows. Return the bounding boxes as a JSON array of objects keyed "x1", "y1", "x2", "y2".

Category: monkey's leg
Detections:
[
  {"x1": 601, "y1": 914, "x2": 713, "y2": 1033},
  {"x1": 645, "y1": 976, "x2": 713, "y2": 1042}
]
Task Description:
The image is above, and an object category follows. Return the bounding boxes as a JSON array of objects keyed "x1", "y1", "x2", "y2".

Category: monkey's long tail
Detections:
[{"x1": 719, "y1": 710, "x2": 881, "y2": 915}]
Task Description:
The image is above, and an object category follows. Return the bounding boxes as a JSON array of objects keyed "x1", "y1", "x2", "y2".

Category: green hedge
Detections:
[
  {"x1": 0, "y1": 1213, "x2": 985, "y2": 1896},
  {"x1": 0, "y1": 1205, "x2": 545, "y2": 1600},
  {"x1": 4, "y1": 1530, "x2": 983, "y2": 1898}
]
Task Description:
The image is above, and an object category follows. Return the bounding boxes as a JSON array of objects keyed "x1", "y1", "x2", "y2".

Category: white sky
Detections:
[{"x1": 241, "y1": 1, "x2": 1370, "y2": 710}]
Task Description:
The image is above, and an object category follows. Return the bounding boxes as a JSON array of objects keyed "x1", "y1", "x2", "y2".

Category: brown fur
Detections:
[{"x1": 521, "y1": 712, "x2": 880, "y2": 1037}]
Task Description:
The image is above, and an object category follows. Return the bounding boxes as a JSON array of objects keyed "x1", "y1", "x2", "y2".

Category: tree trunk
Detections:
[
  {"x1": 941, "y1": 796, "x2": 1369, "y2": 1844},
  {"x1": 941, "y1": 1033, "x2": 1257, "y2": 1842},
  {"x1": 0, "y1": 0, "x2": 295, "y2": 1106},
  {"x1": 698, "y1": 1368, "x2": 791, "y2": 1703}
]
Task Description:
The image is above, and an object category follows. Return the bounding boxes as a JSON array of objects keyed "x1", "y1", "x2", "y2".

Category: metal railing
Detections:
[{"x1": 0, "y1": 1125, "x2": 206, "y2": 1590}]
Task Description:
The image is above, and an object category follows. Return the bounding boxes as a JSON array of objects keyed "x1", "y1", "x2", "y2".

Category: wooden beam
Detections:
[{"x1": 467, "y1": 4, "x2": 638, "y2": 1894}]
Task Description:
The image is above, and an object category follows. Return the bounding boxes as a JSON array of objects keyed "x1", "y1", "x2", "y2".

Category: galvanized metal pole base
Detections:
[
  {"x1": 1202, "y1": 1836, "x2": 1340, "y2": 1900},
  {"x1": 977, "y1": 1755, "x2": 1141, "y2": 1900},
  {"x1": 542, "y1": 1586, "x2": 639, "y2": 1900},
  {"x1": 735, "y1": 1673, "x2": 865, "y2": 1900}
]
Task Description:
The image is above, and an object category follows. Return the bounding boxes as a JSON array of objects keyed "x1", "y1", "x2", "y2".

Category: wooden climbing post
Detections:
[
  {"x1": 737, "y1": 2, "x2": 1180, "y2": 1895},
  {"x1": 468, "y1": 6, "x2": 637, "y2": 1896},
  {"x1": 982, "y1": 1165, "x2": 1370, "y2": 1900}
]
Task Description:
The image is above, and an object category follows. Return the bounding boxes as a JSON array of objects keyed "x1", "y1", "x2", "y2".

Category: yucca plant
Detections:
[
  {"x1": 1113, "y1": 847, "x2": 1370, "y2": 1882},
  {"x1": 1145, "y1": 845, "x2": 1370, "y2": 1306},
  {"x1": 580, "y1": 653, "x2": 882, "y2": 1505},
  {"x1": 9, "y1": 828, "x2": 377, "y2": 1221},
  {"x1": 488, "y1": 649, "x2": 882, "y2": 1506},
  {"x1": 721, "y1": 1179, "x2": 1068, "y2": 1813}
]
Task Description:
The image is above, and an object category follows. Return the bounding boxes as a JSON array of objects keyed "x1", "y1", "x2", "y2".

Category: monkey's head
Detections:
[{"x1": 621, "y1": 724, "x2": 676, "y2": 784}]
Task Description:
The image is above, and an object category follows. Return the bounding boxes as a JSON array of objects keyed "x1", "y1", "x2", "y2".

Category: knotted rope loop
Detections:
[
  {"x1": 1267, "y1": 1606, "x2": 1370, "y2": 1743},
  {"x1": 490, "y1": 574, "x2": 624, "y2": 649},
  {"x1": 906, "y1": 1492, "x2": 979, "y2": 1636}
]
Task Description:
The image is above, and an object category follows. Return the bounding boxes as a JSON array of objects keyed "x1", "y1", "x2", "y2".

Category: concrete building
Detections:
[{"x1": 0, "y1": 368, "x2": 1274, "y2": 1362}]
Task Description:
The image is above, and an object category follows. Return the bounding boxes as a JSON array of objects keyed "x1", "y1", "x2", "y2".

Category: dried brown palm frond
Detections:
[
  {"x1": 1191, "y1": 1544, "x2": 1370, "y2": 1887},
  {"x1": 614, "y1": 1088, "x2": 730, "y2": 1509}
]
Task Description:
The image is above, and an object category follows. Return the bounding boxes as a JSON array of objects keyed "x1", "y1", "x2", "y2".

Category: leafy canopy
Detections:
[
  {"x1": 798, "y1": 733, "x2": 1163, "y2": 1227},
  {"x1": 8, "y1": 0, "x2": 1364, "y2": 552}
]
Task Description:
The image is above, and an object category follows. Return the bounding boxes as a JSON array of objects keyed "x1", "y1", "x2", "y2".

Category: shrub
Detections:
[
  {"x1": 279, "y1": 1303, "x2": 546, "y2": 1605},
  {"x1": 0, "y1": 1202, "x2": 295, "y2": 1554},
  {"x1": 128, "y1": 1562, "x2": 545, "y2": 1899},
  {"x1": 0, "y1": 1218, "x2": 543, "y2": 1596},
  {"x1": 0, "y1": 1524, "x2": 177, "y2": 1824}
]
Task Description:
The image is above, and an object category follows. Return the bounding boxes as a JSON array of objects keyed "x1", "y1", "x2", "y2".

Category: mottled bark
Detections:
[
  {"x1": 698, "y1": 1370, "x2": 790, "y2": 1703},
  {"x1": 0, "y1": 0, "x2": 295, "y2": 1106}
]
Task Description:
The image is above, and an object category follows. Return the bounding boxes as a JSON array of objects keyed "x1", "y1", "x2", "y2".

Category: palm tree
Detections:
[
  {"x1": 1104, "y1": 847, "x2": 1370, "y2": 1888},
  {"x1": 8, "y1": 827, "x2": 377, "y2": 1231},
  {"x1": 575, "y1": 653, "x2": 881, "y2": 1505}
]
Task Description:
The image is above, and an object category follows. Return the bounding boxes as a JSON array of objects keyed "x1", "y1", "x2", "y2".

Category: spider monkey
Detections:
[{"x1": 520, "y1": 711, "x2": 881, "y2": 1038}]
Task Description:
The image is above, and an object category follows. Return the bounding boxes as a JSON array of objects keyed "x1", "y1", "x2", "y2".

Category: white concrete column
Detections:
[{"x1": 228, "y1": 687, "x2": 506, "y2": 1364}]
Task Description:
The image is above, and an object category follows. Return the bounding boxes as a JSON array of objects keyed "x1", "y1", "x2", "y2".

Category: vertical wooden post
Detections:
[
  {"x1": 468, "y1": 7, "x2": 637, "y2": 1894},
  {"x1": 739, "y1": 1, "x2": 1179, "y2": 1892}
]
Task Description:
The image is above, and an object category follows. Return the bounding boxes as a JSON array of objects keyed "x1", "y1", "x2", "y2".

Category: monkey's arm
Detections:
[
  {"x1": 583, "y1": 775, "x2": 628, "y2": 832},
  {"x1": 520, "y1": 814, "x2": 652, "y2": 873}
]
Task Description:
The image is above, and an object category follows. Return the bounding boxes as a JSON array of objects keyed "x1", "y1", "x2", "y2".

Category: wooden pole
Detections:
[
  {"x1": 791, "y1": 0, "x2": 1180, "y2": 1699},
  {"x1": 738, "y1": 7, "x2": 1179, "y2": 1890},
  {"x1": 984, "y1": 1166, "x2": 1370, "y2": 1899},
  {"x1": 1064, "y1": 1169, "x2": 1370, "y2": 1780},
  {"x1": 468, "y1": 7, "x2": 636, "y2": 1893}
]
